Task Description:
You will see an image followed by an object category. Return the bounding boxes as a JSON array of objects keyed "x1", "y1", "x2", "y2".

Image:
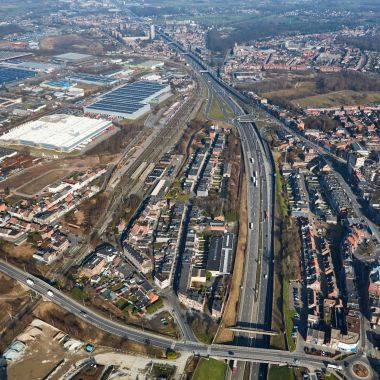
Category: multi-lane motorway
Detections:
[
  {"x1": 0, "y1": 24, "x2": 370, "y2": 380},
  {"x1": 159, "y1": 30, "x2": 277, "y2": 379}
]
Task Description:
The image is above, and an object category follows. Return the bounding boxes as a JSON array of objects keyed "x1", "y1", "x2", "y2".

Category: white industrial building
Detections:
[{"x1": 0, "y1": 114, "x2": 112, "y2": 152}]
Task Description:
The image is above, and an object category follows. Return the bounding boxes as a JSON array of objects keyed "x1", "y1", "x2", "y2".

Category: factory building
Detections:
[
  {"x1": 52, "y1": 52, "x2": 93, "y2": 65},
  {"x1": 68, "y1": 73, "x2": 118, "y2": 87},
  {"x1": 84, "y1": 80, "x2": 171, "y2": 120},
  {"x1": 0, "y1": 114, "x2": 112, "y2": 152}
]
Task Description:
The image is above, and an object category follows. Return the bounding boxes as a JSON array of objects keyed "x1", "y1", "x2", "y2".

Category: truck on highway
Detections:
[{"x1": 26, "y1": 278, "x2": 34, "y2": 286}]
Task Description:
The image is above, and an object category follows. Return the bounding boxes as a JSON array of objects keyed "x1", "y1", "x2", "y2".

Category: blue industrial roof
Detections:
[
  {"x1": 0, "y1": 66, "x2": 37, "y2": 84},
  {"x1": 45, "y1": 79, "x2": 72, "y2": 87}
]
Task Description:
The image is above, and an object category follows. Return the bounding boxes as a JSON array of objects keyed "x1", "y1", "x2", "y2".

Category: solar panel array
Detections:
[
  {"x1": 0, "y1": 66, "x2": 37, "y2": 84},
  {"x1": 85, "y1": 80, "x2": 168, "y2": 116}
]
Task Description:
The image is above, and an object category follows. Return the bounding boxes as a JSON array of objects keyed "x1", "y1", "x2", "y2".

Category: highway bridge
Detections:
[{"x1": 0, "y1": 259, "x2": 337, "y2": 371}]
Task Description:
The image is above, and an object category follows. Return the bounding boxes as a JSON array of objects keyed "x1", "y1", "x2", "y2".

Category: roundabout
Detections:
[{"x1": 348, "y1": 359, "x2": 373, "y2": 380}]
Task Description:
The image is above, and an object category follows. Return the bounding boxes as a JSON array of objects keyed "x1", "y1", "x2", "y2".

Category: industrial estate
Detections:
[{"x1": 0, "y1": 1, "x2": 380, "y2": 380}]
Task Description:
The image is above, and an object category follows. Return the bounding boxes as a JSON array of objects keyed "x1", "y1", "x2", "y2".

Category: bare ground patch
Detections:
[
  {"x1": 0, "y1": 156, "x2": 102, "y2": 194},
  {"x1": 16, "y1": 169, "x2": 70, "y2": 196},
  {"x1": 33, "y1": 302, "x2": 166, "y2": 357},
  {"x1": 39, "y1": 34, "x2": 103, "y2": 54},
  {"x1": 0, "y1": 273, "x2": 30, "y2": 333}
]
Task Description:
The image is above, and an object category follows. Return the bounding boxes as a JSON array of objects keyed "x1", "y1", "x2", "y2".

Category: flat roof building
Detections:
[
  {"x1": 68, "y1": 73, "x2": 118, "y2": 87},
  {"x1": 0, "y1": 51, "x2": 32, "y2": 62},
  {"x1": 0, "y1": 114, "x2": 112, "y2": 152},
  {"x1": 206, "y1": 233, "x2": 234, "y2": 276},
  {"x1": 0, "y1": 66, "x2": 37, "y2": 85},
  {"x1": 53, "y1": 52, "x2": 93, "y2": 64},
  {"x1": 84, "y1": 80, "x2": 171, "y2": 120}
]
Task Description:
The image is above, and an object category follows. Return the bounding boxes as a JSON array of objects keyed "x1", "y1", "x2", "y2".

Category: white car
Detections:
[
  {"x1": 26, "y1": 278, "x2": 34, "y2": 286},
  {"x1": 47, "y1": 290, "x2": 54, "y2": 297}
]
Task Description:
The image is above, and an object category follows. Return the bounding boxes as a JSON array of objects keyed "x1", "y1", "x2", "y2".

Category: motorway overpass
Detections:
[{"x1": 0, "y1": 259, "x2": 337, "y2": 371}]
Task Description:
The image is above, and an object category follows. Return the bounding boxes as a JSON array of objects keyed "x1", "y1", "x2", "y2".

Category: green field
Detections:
[
  {"x1": 263, "y1": 81, "x2": 317, "y2": 101},
  {"x1": 207, "y1": 95, "x2": 235, "y2": 121},
  {"x1": 268, "y1": 365, "x2": 295, "y2": 380},
  {"x1": 293, "y1": 90, "x2": 380, "y2": 108},
  {"x1": 208, "y1": 97, "x2": 225, "y2": 120},
  {"x1": 262, "y1": 77, "x2": 380, "y2": 109},
  {"x1": 192, "y1": 358, "x2": 227, "y2": 380}
]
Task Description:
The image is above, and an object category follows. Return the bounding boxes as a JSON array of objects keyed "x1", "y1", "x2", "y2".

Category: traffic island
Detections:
[{"x1": 348, "y1": 360, "x2": 373, "y2": 380}]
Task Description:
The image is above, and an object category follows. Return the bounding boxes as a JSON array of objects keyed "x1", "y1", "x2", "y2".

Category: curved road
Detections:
[{"x1": 0, "y1": 258, "x2": 339, "y2": 371}]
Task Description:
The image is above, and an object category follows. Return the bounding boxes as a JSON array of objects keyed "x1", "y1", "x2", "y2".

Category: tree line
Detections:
[{"x1": 315, "y1": 71, "x2": 380, "y2": 93}]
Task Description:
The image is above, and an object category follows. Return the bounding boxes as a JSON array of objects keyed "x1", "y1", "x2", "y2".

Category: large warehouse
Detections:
[
  {"x1": 0, "y1": 66, "x2": 37, "y2": 85},
  {"x1": 0, "y1": 114, "x2": 112, "y2": 152},
  {"x1": 68, "y1": 73, "x2": 118, "y2": 87},
  {"x1": 84, "y1": 80, "x2": 171, "y2": 120},
  {"x1": 53, "y1": 52, "x2": 93, "y2": 65}
]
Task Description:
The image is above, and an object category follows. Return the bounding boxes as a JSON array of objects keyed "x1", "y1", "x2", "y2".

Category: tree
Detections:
[
  {"x1": 166, "y1": 348, "x2": 179, "y2": 359},
  {"x1": 304, "y1": 115, "x2": 339, "y2": 133}
]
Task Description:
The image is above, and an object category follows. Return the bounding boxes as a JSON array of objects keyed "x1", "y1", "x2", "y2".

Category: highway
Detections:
[
  {"x1": 122, "y1": 18, "x2": 274, "y2": 372},
  {"x1": 222, "y1": 95, "x2": 275, "y2": 380},
  {"x1": 0, "y1": 23, "x2": 367, "y2": 380},
  {"x1": 152, "y1": 32, "x2": 375, "y2": 380},
  {"x1": 156, "y1": 30, "x2": 276, "y2": 380},
  {"x1": 0, "y1": 259, "x2": 340, "y2": 370}
]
